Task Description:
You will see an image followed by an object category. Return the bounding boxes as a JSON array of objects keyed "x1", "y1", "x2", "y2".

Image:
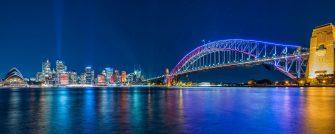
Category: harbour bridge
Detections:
[
  {"x1": 146, "y1": 24, "x2": 335, "y2": 86},
  {"x1": 146, "y1": 39, "x2": 310, "y2": 83}
]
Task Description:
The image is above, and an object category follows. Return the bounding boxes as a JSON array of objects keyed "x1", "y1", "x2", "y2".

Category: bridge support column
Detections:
[{"x1": 164, "y1": 68, "x2": 171, "y2": 86}]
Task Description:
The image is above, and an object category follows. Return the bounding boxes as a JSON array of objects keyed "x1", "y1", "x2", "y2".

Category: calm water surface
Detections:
[{"x1": 0, "y1": 87, "x2": 335, "y2": 134}]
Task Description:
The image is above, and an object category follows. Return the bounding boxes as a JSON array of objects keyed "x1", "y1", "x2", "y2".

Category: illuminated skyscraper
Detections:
[
  {"x1": 36, "y1": 72, "x2": 43, "y2": 82},
  {"x1": 85, "y1": 67, "x2": 94, "y2": 85},
  {"x1": 121, "y1": 71, "x2": 127, "y2": 83},
  {"x1": 42, "y1": 60, "x2": 52, "y2": 76},
  {"x1": 56, "y1": 60, "x2": 67, "y2": 73},
  {"x1": 114, "y1": 70, "x2": 120, "y2": 83},
  {"x1": 79, "y1": 73, "x2": 86, "y2": 84},
  {"x1": 37, "y1": 59, "x2": 53, "y2": 84},
  {"x1": 126, "y1": 73, "x2": 134, "y2": 83},
  {"x1": 110, "y1": 74, "x2": 115, "y2": 84},
  {"x1": 133, "y1": 66, "x2": 143, "y2": 83},
  {"x1": 42, "y1": 60, "x2": 51, "y2": 73},
  {"x1": 104, "y1": 67, "x2": 113, "y2": 84},
  {"x1": 69, "y1": 72, "x2": 77, "y2": 84},
  {"x1": 126, "y1": 66, "x2": 144, "y2": 84},
  {"x1": 97, "y1": 74, "x2": 106, "y2": 86},
  {"x1": 55, "y1": 60, "x2": 68, "y2": 85},
  {"x1": 59, "y1": 73, "x2": 69, "y2": 85}
]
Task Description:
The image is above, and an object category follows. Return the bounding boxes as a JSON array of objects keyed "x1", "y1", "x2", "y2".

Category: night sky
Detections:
[{"x1": 0, "y1": 0, "x2": 334, "y2": 82}]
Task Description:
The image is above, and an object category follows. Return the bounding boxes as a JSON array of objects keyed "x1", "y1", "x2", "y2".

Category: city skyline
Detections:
[
  {"x1": 0, "y1": 59, "x2": 145, "y2": 87},
  {"x1": 1, "y1": 0, "x2": 335, "y2": 82},
  {"x1": 1, "y1": 1, "x2": 335, "y2": 134}
]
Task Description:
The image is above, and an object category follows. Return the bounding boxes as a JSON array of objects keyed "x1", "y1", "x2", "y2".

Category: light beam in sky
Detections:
[{"x1": 53, "y1": 0, "x2": 64, "y2": 59}]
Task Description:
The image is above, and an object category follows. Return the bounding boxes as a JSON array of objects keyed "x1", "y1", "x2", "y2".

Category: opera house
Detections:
[{"x1": 1, "y1": 68, "x2": 27, "y2": 87}]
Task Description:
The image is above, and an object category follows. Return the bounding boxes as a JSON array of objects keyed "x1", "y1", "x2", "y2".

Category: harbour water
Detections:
[{"x1": 0, "y1": 87, "x2": 334, "y2": 134}]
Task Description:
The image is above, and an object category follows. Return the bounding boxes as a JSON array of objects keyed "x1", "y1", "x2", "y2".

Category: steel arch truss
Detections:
[{"x1": 169, "y1": 39, "x2": 309, "y2": 80}]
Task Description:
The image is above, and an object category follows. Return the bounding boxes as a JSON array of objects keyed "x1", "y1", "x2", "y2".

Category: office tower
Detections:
[
  {"x1": 104, "y1": 67, "x2": 113, "y2": 84},
  {"x1": 69, "y1": 72, "x2": 77, "y2": 84},
  {"x1": 85, "y1": 67, "x2": 94, "y2": 85},
  {"x1": 42, "y1": 59, "x2": 52, "y2": 75},
  {"x1": 80, "y1": 73, "x2": 86, "y2": 84},
  {"x1": 59, "y1": 73, "x2": 69, "y2": 85},
  {"x1": 56, "y1": 60, "x2": 67, "y2": 73},
  {"x1": 114, "y1": 70, "x2": 120, "y2": 83},
  {"x1": 97, "y1": 74, "x2": 106, "y2": 86},
  {"x1": 121, "y1": 71, "x2": 127, "y2": 83}
]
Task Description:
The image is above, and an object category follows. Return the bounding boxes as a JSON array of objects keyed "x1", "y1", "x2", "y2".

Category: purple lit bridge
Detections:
[{"x1": 146, "y1": 39, "x2": 309, "y2": 83}]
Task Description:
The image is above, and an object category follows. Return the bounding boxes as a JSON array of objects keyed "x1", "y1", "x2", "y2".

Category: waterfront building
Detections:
[
  {"x1": 69, "y1": 72, "x2": 77, "y2": 84},
  {"x1": 3, "y1": 68, "x2": 27, "y2": 87},
  {"x1": 36, "y1": 72, "x2": 43, "y2": 82},
  {"x1": 110, "y1": 74, "x2": 115, "y2": 84},
  {"x1": 36, "y1": 59, "x2": 58, "y2": 85},
  {"x1": 104, "y1": 67, "x2": 113, "y2": 84},
  {"x1": 121, "y1": 71, "x2": 127, "y2": 83},
  {"x1": 306, "y1": 23, "x2": 335, "y2": 85},
  {"x1": 85, "y1": 67, "x2": 94, "y2": 85},
  {"x1": 59, "y1": 73, "x2": 69, "y2": 85},
  {"x1": 126, "y1": 73, "x2": 134, "y2": 83},
  {"x1": 49, "y1": 69, "x2": 58, "y2": 85},
  {"x1": 102, "y1": 70, "x2": 106, "y2": 77},
  {"x1": 42, "y1": 60, "x2": 52, "y2": 76},
  {"x1": 37, "y1": 59, "x2": 53, "y2": 84},
  {"x1": 133, "y1": 67, "x2": 143, "y2": 83},
  {"x1": 56, "y1": 60, "x2": 67, "y2": 73},
  {"x1": 97, "y1": 74, "x2": 106, "y2": 86},
  {"x1": 56, "y1": 60, "x2": 67, "y2": 85},
  {"x1": 114, "y1": 70, "x2": 120, "y2": 83},
  {"x1": 79, "y1": 73, "x2": 86, "y2": 84}
]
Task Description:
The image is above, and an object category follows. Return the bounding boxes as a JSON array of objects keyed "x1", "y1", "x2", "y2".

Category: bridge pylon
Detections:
[
  {"x1": 164, "y1": 68, "x2": 171, "y2": 86},
  {"x1": 306, "y1": 23, "x2": 335, "y2": 85}
]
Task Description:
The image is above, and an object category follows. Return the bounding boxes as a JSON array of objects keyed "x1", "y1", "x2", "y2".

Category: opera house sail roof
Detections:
[{"x1": 3, "y1": 68, "x2": 27, "y2": 87}]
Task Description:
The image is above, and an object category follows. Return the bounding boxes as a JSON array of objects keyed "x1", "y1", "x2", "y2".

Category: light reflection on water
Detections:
[{"x1": 0, "y1": 87, "x2": 334, "y2": 134}]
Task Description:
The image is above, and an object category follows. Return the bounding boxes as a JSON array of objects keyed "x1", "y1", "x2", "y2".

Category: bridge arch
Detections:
[{"x1": 168, "y1": 39, "x2": 309, "y2": 82}]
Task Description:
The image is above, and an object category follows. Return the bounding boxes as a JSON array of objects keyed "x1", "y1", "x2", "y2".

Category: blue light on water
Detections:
[
  {"x1": 85, "y1": 88, "x2": 93, "y2": 94},
  {"x1": 0, "y1": 87, "x2": 334, "y2": 133}
]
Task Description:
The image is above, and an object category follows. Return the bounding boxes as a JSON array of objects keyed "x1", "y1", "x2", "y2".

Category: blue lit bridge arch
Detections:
[{"x1": 165, "y1": 39, "x2": 309, "y2": 82}]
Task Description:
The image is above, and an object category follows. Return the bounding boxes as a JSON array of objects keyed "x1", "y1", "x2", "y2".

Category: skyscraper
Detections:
[
  {"x1": 97, "y1": 74, "x2": 106, "y2": 86},
  {"x1": 79, "y1": 73, "x2": 86, "y2": 84},
  {"x1": 104, "y1": 67, "x2": 113, "y2": 85},
  {"x1": 133, "y1": 66, "x2": 143, "y2": 83},
  {"x1": 59, "y1": 73, "x2": 69, "y2": 85},
  {"x1": 42, "y1": 60, "x2": 52, "y2": 77},
  {"x1": 121, "y1": 71, "x2": 127, "y2": 83},
  {"x1": 85, "y1": 67, "x2": 94, "y2": 85},
  {"x1": 56, "y1": 60, "x2": 67, "y2": 73},
  {"x1": 55, "y1": 60, "x2": 67, "y2": 85},
  {"x1": 38, "y1": 59, "x2": 54, "y2": 85},
  {"x1": 69, "y1": 72, "x2": 77, "y2": 85},
  {"x1": 114, "y1": 70, "x2": 120, "y2": 83},
  {"x1": 110, "y1": 74, "x2": 115, "y2": 84}
]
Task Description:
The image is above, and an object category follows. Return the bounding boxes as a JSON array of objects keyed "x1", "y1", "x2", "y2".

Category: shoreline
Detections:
[{"x1": 1, "y1": 85, "x2": 335, "y2": 89}]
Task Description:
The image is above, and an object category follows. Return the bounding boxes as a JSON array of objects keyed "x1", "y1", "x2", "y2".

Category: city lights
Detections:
[{"x1": 0, "y1": 59, "x2": 144, "y2": 87}]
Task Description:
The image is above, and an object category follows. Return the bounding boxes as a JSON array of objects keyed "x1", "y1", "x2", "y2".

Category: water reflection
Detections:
[
  {"x1": 303, "y1": 87, "x2": 335, "y2": 134},
  {"x1": 0, "y1": 87, "x2": 334, "y2": 133}
]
